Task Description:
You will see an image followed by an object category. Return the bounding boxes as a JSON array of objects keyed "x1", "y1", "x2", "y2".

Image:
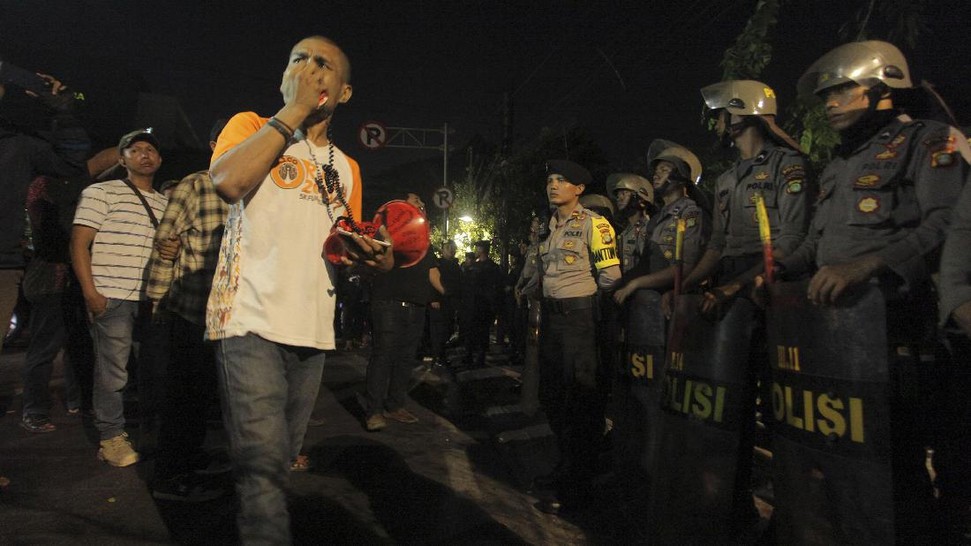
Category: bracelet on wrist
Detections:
[{"x1": 267, "y1": 117, "x2": 294, "y2": 141}]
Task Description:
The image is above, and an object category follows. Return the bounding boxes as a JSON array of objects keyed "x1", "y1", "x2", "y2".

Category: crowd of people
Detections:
[{"x1": 1, "y1": 35, "x2": 970, "y2": 544}]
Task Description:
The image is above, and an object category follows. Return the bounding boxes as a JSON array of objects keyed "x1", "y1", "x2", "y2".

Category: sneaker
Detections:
[
  {"x1": 152, "y1": 473, "x2": 225, "y2": 503},
  {"x1": 365, "y1": 414, "x2": 387, "y2": 432},
  {"x1": 21, "y1": 415, "x2": 56, "y2": 433},
  {"x1": 98, "y1": 433, "x2": 140, "y2": 467},
  {"x1": 384, "y1": 408, "x2": 419, "y2": 424}
]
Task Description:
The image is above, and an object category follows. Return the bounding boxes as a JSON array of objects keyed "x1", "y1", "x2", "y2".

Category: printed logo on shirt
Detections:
[{"x1": 270, "y1": 155, "x2": 342, "y2": 205}]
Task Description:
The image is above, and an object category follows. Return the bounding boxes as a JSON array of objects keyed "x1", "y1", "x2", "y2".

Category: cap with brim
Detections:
[
  {"x1": 545, "y1": 159, "x2": 591, "y2": 186},
  {"x1": 118, "y1": 128, "x2": 160, "y2": 154}
]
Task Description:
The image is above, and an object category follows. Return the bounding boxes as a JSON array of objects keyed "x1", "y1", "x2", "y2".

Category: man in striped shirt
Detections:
[{"x1": 71, "y1": 128, "x2": 166, "y2": 468}]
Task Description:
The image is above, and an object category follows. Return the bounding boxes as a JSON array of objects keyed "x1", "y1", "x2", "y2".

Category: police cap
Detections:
[{"x1": 545, "y1": 159, "x2": 591, "y2": 186}]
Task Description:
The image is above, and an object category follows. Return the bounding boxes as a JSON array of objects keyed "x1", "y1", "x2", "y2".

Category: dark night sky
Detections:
[{"x1": 1, "y1": 0, "x2": 969, "y2": 185}]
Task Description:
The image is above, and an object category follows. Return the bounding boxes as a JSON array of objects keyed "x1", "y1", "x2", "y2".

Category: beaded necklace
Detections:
[{"x1": 303, "y1": 135, "x2": 359, "y2": 232}]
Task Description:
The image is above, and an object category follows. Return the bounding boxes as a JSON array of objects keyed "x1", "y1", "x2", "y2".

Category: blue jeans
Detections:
[
  {"x1": 365, "y1": 299, "x2": 425, "y2": 417},
  {"x1": 215, "y1": 333, "x2": 325, "y2": 545},
  {"x1": 23, "y1": 292, "x2": 81, "y2": 417},
  {"x1": 91, "y1": 298, "x2": 141, "y2": 440}
]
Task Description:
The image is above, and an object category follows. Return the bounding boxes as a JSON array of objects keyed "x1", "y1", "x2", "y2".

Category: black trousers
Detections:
[
  {"x1": 538, "y1": 302, "x2": 605, "y2": 501},
  {"x1": 154, "y1": 315, "x2": 218, "y2": 479}
]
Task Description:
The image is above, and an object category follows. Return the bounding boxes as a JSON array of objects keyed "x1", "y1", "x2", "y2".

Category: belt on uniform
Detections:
[
  {"x1": 378, "y1": 299, "x2": 425, "y2": 308},
  {"x1": 542, "y1": 295, "x2": 596, "y2": 314}
]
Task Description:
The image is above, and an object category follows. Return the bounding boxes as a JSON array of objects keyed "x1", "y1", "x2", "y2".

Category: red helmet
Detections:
[{"x1": 373, "y1": 200, "x2": 430, "y2": 268}]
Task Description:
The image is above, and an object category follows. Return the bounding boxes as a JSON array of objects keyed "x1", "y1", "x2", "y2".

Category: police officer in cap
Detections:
[
  {"x1": 614, "y1": 141, "x2": 707, "y2": 304},
  {"x1": 607, "y1": 174, "x2": 653, "y2": 274},
  {"x1": 531, "y1": 159, "x2": 621, "y2": 515},
  {"x1": 775, "y1": 40, "x2": 970, "y2": 541}
]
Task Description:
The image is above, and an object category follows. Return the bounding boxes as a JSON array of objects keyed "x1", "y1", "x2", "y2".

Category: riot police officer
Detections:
[
  {"x1": 531, "y1": 159, "x2": 621, "y2": 515},
  {"x1": 772, "y1": 40, "x2": 971, "y2": 542},
  {"x1": 614, "y1": 141, "x2": 707, "y2": 304},
  {"x1": 607, "y1": 174, "x2": 653, "y2": 274},
  {"x1": 673, "y1": 80, "x2": 812, "y2": 308}
]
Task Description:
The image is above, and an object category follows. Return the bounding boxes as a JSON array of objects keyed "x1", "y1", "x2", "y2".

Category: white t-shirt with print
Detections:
[{"x1": 206, "y1": 132, "x2": 358, "y2": 350}]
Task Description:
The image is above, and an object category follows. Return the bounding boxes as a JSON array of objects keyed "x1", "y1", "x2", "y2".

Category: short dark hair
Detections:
[
  {"x1": 302, "y1": 35, "x2": 352, "y2": 83},
  {"x1": 474, "y1": 240, "x2": 491, "y2": 253}
]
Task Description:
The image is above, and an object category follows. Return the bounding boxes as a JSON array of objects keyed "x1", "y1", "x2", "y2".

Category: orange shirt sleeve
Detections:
[
  {"x1": 210, "y1": 112, "x2": 267, "y2": 165},
  {"x1": 346, "y1": 156, "x2": 363, "y2": 223}
]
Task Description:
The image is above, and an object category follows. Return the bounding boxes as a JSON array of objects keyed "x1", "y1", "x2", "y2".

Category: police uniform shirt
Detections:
[
  {"x1": 618, "y1": 218, "x2": 648, "y2": 274},
  {"x1": 940, "y1": 178, "x2": 971, "y2": 326},
  {"x1": 709, "y1": 145, "x2": 812, "y2": 258},
  {"x1": 645, "y1": 195, "x2": 706, "y2": 274},
  {"x1": 788, "y1": 115, "x2": 970, "y2": 288},
  {"x1": 540, "y1": 204, "x2": 620, "y2": 299}
]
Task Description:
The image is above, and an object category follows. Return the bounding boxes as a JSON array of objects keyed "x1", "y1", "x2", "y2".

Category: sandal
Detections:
[
  {"x1": 21, "y1": 415, "x2": 56, "y2": 433},
  {"x1": 289, "y1": 455, "x2": 311, "y2": 472}
]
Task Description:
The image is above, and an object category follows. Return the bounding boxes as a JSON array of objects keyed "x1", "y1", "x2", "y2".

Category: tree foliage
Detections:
[{"x1": 720, "y1": 0, "x2": 781, "y2": 81}]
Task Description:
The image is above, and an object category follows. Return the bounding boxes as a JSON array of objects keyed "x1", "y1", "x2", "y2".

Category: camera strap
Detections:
[{"x1": 121, "y1": 178, "x2": 160, "y2": 228}]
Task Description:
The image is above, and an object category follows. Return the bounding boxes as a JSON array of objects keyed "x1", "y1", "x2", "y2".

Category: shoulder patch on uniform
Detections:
[
  {"x1": 686, "y1": 217, "x2": 697, "y2": 228},
  {"x1": 785, "y1": 180, "x2": 804, "y2": 194},
  {"x1": 931, "y1": 151, "x2": 956, "y2": 168}
]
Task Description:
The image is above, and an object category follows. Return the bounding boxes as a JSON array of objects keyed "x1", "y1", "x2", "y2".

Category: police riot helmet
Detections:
[
  {"x1": 701, "y1": 81, "x2": 802, "y2": 152},
  {"x1": 798, "y1": 40, "x2": 912, "y2": 99},
  {"x1": 579, "y1": 193, "x2": 616, "y2": 216},
  {"x1": 647, "y1": 140, "x2": 702, "y2": 185},
  {"x1": 606, "y1": 173, "x2": 654, "y2": 206},
  {"x1": 701, "y1": 80, "x2": 778, "y2": 116}
]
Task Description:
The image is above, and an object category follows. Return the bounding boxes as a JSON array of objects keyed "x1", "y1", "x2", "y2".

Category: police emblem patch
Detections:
[
  {"x1": 854, "y1": 174, "x2": 880, "y2": 188},
  {"x1": 857, "y1": 196, "x2": 880, "y2": 213},
  {"x1": 874, "y1": 147, "x2": 897, "y2": 160},
  {"x1": 785, "y1": 180, "x2": 803, "y2": 194},
  {"x1": 754, "y1": 171, "x2": 769, "y2": 181},
  {"x1": 663, "y1": 250, "x2": 673, "y2": 260},
  {"x1": 564, "y1": 254, "x2": 576, "y2": 265},
  {"x1": 570, "y1": 221, "x2": 581, "y2": 228},
  {"x1": 686, "y1": 218, "x2": 697, "y2": 228},
  {"x1": 932, "y1": 151, "x2": 955, "y2": 168},
  {"x1": 564, "y1": 240, "x2": 575, "y2": 249}
]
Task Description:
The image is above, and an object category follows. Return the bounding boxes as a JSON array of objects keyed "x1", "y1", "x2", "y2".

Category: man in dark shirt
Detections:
[
  {"x1": 364, "y1": 193, "x2": 443, "y2": 431},
  {"x1": 463, "y1": 240, "x2": 502, "y2": 367},
  {"x1": 430, "y1": 240, "x2": 461, "y2": 366},
  {"x1": 0, "y1": 73, "x2": 89, "y2": 351}
]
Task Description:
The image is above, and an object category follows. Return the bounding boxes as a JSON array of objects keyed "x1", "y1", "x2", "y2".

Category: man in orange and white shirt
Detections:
[{"x1": 205, "y1": 35, "x2": 391, "y2": 544}]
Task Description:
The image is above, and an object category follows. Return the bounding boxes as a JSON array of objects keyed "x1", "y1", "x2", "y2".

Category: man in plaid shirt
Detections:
[{"x1": 145, "y1": 120, "x2": 230, "y2": 502}]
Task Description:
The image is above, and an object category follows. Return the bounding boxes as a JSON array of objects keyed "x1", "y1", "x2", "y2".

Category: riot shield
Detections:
[
  {"x1": 614, "y1": 290, "x2": 668, "y2": 496},
  {"x1": 650, "y1": 294, "x2": 757, "y2": 543},
  {"x1": 767, "y1": 281, "x2": 893, "y2": 544}
]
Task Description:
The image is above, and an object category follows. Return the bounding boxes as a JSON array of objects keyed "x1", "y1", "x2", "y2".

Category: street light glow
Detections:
[{"x1": 459, "y1": 215, "x2": 473, "y2": 222}]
